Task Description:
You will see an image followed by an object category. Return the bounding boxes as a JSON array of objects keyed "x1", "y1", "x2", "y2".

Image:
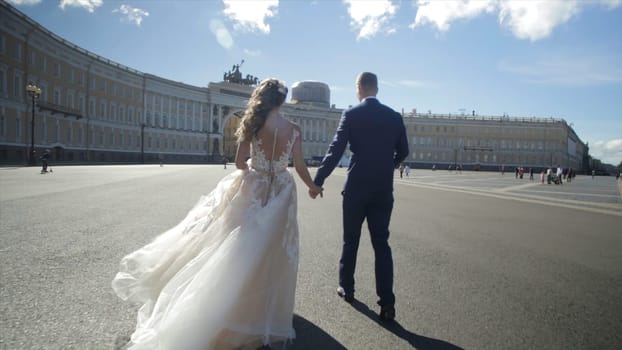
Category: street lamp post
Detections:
[{"x1": 26, "y1": 83, "x2": 41, "y2": 165}]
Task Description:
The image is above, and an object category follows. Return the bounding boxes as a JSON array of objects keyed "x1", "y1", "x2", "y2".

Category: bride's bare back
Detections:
[{"x1": 254, "y1": 112, "x2": 296, "y2": 162}]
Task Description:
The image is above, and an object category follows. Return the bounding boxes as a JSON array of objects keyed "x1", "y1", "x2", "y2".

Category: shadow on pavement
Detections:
[
  {"x1": 113, "y1": 315, "x2": 346, "y2": 350},
  {"x1": 351, "y1": 300, "x2": 465, "y2": 350},
  {"x1": 291, "y1": 314, "x2": 347, "y2": 349}
]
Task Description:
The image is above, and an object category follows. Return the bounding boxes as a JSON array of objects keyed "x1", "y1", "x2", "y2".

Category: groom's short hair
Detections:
[{"x1": 357, "y1": 72, "x2": 378, "y2": 91}]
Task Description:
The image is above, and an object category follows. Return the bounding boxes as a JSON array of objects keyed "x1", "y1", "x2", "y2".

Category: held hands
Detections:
[{"x1": 308, "y1": 184, "x2": 323, "y2": 199}]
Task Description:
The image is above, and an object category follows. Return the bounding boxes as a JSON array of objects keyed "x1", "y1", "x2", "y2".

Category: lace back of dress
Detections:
[{"x1": 262, "y1": 128, "x2": 279, "y2": 206}]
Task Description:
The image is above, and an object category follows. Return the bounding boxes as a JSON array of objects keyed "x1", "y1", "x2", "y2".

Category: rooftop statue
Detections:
[{"x1": 223, "y1": 60, "x2": 259, "y2": 86}]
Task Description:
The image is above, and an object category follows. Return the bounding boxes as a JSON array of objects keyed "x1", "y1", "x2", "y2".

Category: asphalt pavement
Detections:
[{"x1": 1, "y1": 165, "x2": 621, "y2": 350}]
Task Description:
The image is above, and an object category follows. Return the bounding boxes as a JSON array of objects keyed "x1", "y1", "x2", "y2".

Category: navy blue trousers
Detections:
[{"x1": 340, "y1": 188, "x2": 395, "y2": 306}]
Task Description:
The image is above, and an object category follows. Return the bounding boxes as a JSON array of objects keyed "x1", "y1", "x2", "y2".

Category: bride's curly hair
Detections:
[{"x1": 235, "y1": 78, "x2": 288, "y2": 143}]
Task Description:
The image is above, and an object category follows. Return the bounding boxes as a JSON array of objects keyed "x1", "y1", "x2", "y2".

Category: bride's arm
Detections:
[
  {"x1": 291, "y1": 125, "x2": 321, "y2": 193},
  {"x1": 235, "y1": 140, "x2": 250, "y2": 170}
]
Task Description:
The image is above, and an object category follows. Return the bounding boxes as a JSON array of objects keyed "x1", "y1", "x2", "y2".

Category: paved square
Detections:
[{"x1": 1, "y1": 165, "x2": 621, "y2": 349}]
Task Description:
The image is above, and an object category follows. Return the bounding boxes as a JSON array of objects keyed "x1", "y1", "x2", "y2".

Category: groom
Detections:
[{"x1": 310, "y1": 72, "x2": 409, "y2": 321}]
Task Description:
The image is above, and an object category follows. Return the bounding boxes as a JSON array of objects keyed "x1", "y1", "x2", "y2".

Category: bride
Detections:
[{"x1": 112, "y1": 78, "x2": 322, "y2": 350}]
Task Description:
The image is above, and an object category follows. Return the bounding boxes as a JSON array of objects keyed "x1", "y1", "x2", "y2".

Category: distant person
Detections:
[
  {"x1": 529, "y1": 167, "x2": 534, "y2": 181},
  {"x1": 557, "y1": 165, "x2": 563, "y2": 185},
  {"x1": 567, "y1": 168, "x2": 573, "y2": 183},
  {"x1": 515, "y1": 167, "x2": 519, "y2": 179},
  {"x1": 312, "y1": 72, "x2": 409, "y2": 322},
  {"x1": 39, "y1": 149, "x2": 50, "y2": 173},
  {"x1": 399, "y1": 163, "x2": 405, "y2": 178},
  {"x1": 223, "y1": 156, "x2": 227, "y2": 169},
  {"x1": 404, "y1": 165, "x2": 411, "y2": 177},
  {"x1": 540, "y1": 170, "x2": 545, "y2": 184}
]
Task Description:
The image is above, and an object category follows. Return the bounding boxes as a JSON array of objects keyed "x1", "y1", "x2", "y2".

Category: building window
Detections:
[
  {"x1": 16, "y1": 118, "x2": 22, "y2": 139},
  {"x1": 41, "y1": 119, "x2": 46, "y2": 141},
  {"x1": 13, "y1": 42, "x2": 22, "y2": 60},
  {"x1": 0, "y1": 113, "x2": 5, "y2": 137},
  {"x1": 54, "y1": 63, "x2": 60, "y2": 77},
  {"x1": 79, "y1": 95, "x2": 85, "y2": 114},
  {"x1": 54, "y1": 89, "x2": 61, "y2": 105},
  {"x1": 0, "y1": 67, "x2": 6, "y2": 96},
  {"x1": 13, "y1": 73, "x2": 22, "y2": 99}
]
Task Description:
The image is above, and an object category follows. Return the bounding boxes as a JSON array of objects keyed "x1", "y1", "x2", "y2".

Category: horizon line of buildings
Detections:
[{"x1": 1, "y1": 1, "x2": 590, "y2": 172}]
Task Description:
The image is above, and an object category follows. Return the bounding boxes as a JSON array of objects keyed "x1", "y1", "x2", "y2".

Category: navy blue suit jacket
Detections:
[{"x1": 314, "y1": 97, "x2": 409, "y2": 193}]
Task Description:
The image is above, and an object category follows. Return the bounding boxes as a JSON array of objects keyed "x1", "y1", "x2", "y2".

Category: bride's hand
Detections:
[{"x1": 308, "y1": 185, "x2": 323, "y2": 199}]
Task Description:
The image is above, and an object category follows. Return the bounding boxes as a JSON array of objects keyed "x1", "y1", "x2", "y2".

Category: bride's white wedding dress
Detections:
[{"x1": 112, "y1": 129, "x2": 300, "y2": 350}]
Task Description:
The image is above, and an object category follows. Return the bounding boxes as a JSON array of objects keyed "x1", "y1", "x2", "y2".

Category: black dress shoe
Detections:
[
  {"x1": 336, "y1": 286, "x2": 354, "y2": 303},
  {"x1": 379, "y1": 304, "x2": 395, "y2": 321}
]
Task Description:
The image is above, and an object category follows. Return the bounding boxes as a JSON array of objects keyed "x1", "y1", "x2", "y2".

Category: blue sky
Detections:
[{"x1": 7, "y1": 0, "x2": 622, "y2": 165}]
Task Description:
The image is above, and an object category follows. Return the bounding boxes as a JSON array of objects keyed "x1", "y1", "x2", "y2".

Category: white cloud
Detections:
[
  {"x1": 600, "y1": 0, "x2": 622, "y2": 9},
  {"x1": 243, "y1": 48, "x2": 261, "y2": 57},
  {"x1": 498, "y1": 1, "x2": 580, "y2": 41},
  {"x1": 112, "y1": 5, "x2": 149, "y2": 26},
  {"x1": 411, "y1": 0, "x2": 622, "y2": 41},
  {"x1": 210, "y1": 19, "x2": 234, "y2": 50},
  {"x1": 498, "y1": 54, "x2": 622, "y2": 86},
  {"x1": 411, "y1": 0, "x2": 496, "y2": 32},
  {"x1": 223, "y1": 0, "x2": 278, "y2": 34},
  {"x1": 344, "y1": 0, "x2": 397, "y2": 40},
  {"x1": 380, "y1": 79, "x2": 425, "y2": 88},
  {"x1": 590, "y1": 139, "x2": 622, "y2": 165},
  {"x1": 59, "y1": 0, "x2": 103, "y2": 13},
  {"x1": 6, "y1": 0, "x2": 42, "y2": 5},
  {"x1": 398, "y1": 79, "x2": 425, "y2": 88}
]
